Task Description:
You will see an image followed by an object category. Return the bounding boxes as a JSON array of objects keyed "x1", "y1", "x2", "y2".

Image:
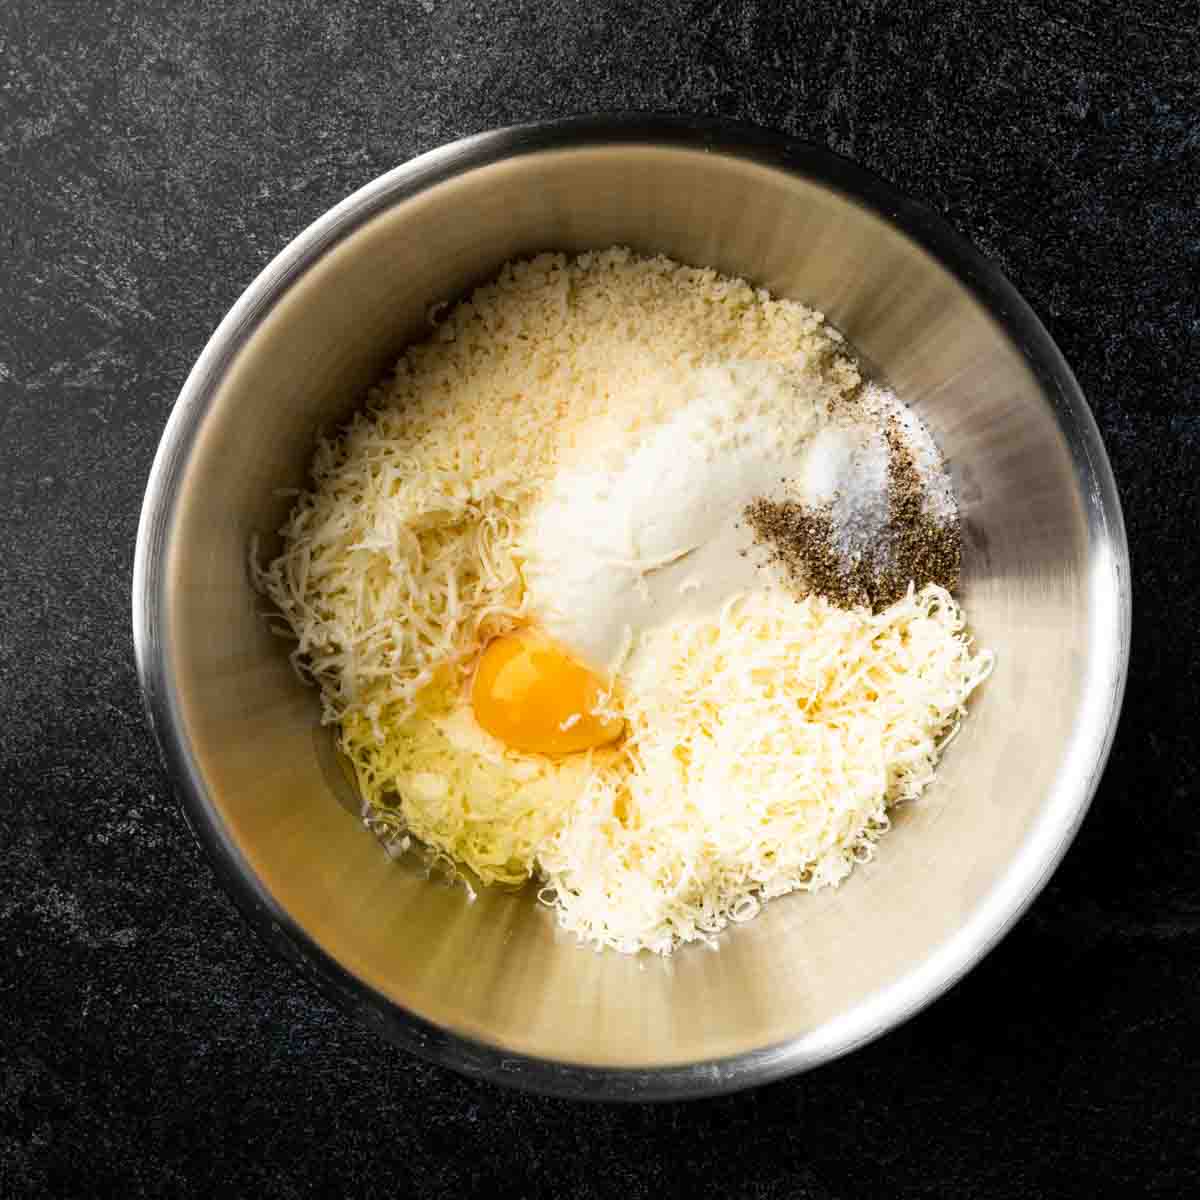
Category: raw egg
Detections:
[{"x1": 472, "y1": 629, "x2": 624, "y2": 755}]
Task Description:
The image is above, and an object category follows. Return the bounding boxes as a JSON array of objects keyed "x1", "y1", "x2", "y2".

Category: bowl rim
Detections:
[{"x1": 132, "y1": 113, "x2": 1131, "y2": 1101}]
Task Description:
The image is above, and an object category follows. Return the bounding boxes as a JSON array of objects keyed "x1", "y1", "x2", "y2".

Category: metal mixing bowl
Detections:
[{"x1": 133, "y1": 116, "x2": 1130, "y2": 1099}]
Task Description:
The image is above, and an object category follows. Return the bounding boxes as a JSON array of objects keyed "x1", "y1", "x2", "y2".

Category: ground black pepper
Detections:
[{"x1": 744, "y1": 417, "x2": 962, "y2": 613}]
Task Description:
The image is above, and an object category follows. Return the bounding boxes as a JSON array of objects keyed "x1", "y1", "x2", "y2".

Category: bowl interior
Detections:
[{"x1": 150, "y1": 136, "x2": 1127, "y2": 1085}]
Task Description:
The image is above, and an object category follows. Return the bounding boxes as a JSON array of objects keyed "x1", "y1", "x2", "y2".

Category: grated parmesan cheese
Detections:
[{"x1": 252, "y1": 248, "x2": 858, "y2": 730}]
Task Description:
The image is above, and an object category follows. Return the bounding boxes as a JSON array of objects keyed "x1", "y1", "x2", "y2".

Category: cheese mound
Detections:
[
  {"x1": 338, "y1": 583, "x2": 991, "y2": 954},
  {"x1": 537, "y1": 585, "x2": 993, "y2": 954},
  {"x1": 254, "y1": 247, "x2": 993, "y2": 957},
  {"x1": 253, "y1": 248, "x2": 858, "y2": 731},
  {"x1": 341, "y1": 678, "x2": 590, "y2": 887}
]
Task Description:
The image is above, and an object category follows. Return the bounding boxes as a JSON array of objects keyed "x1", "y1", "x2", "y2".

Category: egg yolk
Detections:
[{"x1": 471, "y1": 629, "x2": 624, "y2": 755}]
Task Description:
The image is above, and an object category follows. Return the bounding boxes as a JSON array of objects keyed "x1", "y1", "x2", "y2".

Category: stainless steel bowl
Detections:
[{"x1": 133, "y1": 116, "x2": 1130, "y2": 1099}]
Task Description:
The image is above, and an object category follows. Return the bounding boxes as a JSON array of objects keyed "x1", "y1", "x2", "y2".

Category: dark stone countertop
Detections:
[{"x1": 2, "y1": 1, "x2": 1197, "y2": 1195}]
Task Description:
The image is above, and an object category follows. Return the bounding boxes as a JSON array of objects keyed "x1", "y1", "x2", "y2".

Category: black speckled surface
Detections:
[{"x1": 2, "y1": 1, "x2": 1198, "y2": 1195}]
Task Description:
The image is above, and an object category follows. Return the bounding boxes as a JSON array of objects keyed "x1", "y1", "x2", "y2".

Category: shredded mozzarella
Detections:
[
  {"x1": 536, "y1": 584, "x2": 993, "y2": 954},
  {"x1": 344, "y1": 678, "x2": 593, "y2": 887}
]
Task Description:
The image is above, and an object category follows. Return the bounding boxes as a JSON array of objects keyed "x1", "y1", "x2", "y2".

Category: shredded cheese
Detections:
[
  {"x1": 252, "y1": 248, "x2": 858, "y2": 729},
  {"x1": 343, "y1": 680, "x2": 587, "y2": 887},
  {"x1": 537, "y1": 584, "x2": 993, "y2": 954},
  {"x1": 254, "y1": 247, "x2": 993, "y2": 955}
]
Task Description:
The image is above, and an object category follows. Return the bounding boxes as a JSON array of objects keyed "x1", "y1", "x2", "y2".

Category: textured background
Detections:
[{"x1": 2, "y1": 1, "x2": 1198, "y2": 1195}]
